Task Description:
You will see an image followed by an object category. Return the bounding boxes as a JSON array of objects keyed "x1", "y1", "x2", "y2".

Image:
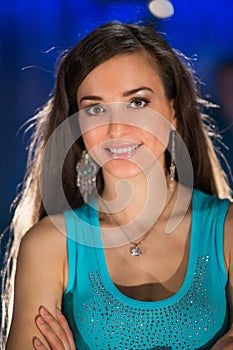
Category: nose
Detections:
[
  {"x1": 108, "y1": 103, "x2": 131, "y2": 138},
  {"x1": 109, "y1": 122, "x2": 130, "y2": 138}
]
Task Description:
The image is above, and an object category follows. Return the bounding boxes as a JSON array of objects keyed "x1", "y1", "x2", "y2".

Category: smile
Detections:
[
  {"x1": 106, "y1": 144, "x2": 141, "y2": 154},
  {"x1": 104, "y1": 143, "x2": 142, "y2": 159}
]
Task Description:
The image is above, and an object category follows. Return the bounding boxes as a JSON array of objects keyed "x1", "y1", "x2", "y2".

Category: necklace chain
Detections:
[
  {"x1": 128, "y1": 185, "x2": 177, "y2": 256},
  {"x1": 99, "y1": 184, "x2": 177, "y2": 257}
]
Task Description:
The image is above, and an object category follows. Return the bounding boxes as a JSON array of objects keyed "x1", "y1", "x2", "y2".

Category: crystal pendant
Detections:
[{"x1": 130, "y1": 245, "x2": 142, "y2": 257}]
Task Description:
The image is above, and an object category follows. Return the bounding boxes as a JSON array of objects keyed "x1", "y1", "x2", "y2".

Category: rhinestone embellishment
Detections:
[{"x1": 75, "y1": 255, "x2": 227, "y2": 349}]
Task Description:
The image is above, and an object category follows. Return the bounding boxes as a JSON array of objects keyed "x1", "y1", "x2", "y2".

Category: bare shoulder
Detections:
[
  {"x1": 17, "y1": 213, "x2": 68, "y2": 293},
  {"x1": 226, "y1": 201, "x2": 233, "y2": 218},
  {"x1": 224, "y1": 202, "x2": 233, "y2": 241},
  {"x1": 21, "y1": 213, "x2": 67, "y2": 257},
  {"x1": 224, "y1": 202, "x2": 233, "y2": 272}
]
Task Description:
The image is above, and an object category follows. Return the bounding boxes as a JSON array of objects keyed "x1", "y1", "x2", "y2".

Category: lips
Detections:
[{"x1": 104, "y1": 143, "x2": 142, "y2": 159}]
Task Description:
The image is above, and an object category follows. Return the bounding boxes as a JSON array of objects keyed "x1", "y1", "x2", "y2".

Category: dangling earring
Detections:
[
  {"x1": 76, "y1": 150, "x2": 98, "y2": 203},
  {"x1": 169, "y1": 130, "x2": 176, "y2": 192}
]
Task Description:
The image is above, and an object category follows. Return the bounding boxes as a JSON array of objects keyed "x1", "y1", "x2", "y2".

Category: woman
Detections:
[{"x1": 4, "y1": 22, "x2": 233, "y2": 349}]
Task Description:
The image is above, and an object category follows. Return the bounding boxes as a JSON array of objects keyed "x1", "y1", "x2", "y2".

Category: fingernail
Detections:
[
  {"x1": 37, "y1": 316, "x2": 45, "y2": 324},
  {"x1": 34, "y1": 337, "x2": 42, "y2": 346},
  {"x1": 40, "y1": 306, "x2": 49, "y2": 315}
]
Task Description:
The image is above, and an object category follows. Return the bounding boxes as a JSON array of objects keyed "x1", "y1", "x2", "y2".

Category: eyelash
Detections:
[
  {"x1": 128, "y1": 97, "x2": 151, "y2": 108},
  {"x1": 84, "y1": 97, "x2": 151, "y2": 116},
  {"x1": 85, "y1": 104, "x2": 105, "y2": 116}
]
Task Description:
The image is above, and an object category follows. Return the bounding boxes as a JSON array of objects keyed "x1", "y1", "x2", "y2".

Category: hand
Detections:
[
  {"x1": 210, "y1": 325, "x2": 233, "y2": 350},
  {"x1": 33, "y1": 306, "x2": 76, "y2": 350}
]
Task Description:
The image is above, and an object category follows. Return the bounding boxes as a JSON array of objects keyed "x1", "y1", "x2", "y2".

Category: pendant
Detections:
[{"x1": 130, "y1": 245, "x2": 142, "y2": 257}]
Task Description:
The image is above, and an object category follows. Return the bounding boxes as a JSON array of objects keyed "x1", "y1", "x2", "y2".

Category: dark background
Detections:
[{"x1": 1, "y1": 0, "x2": 233, "y2": 239}]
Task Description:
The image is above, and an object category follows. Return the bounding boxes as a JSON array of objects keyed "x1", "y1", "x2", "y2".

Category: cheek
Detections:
[
  {"x1": 146, "y1": 134, "x2": 168, "y2": 157},
  {"x1": 82, "y1": 127, "x2": 107, "y2": 151},
  {"x1": 136, "y1": 129, "x2": 169, "y2": 168},
  {"x1": 131, "y1": 108, "x2": 173, "y2": 142},
  {"x1": 136, "y1": 119, "x2": 171, "y2": 149},
  {"x1": 82, "y1": 131, "x2": 97, "y2": 151}
]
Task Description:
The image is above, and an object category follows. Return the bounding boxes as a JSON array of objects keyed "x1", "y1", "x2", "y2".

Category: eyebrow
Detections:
[{"x1": 79, "y1": 87, "x2": 154, "y2": 104}]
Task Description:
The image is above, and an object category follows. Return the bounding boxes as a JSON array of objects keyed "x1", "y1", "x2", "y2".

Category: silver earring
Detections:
[
  {"x1": 169, "y1": 130, "x2": 176, "y2": 192},
  {"x1": 76, "y1": 150, "x2": 98, "y2": 203}
]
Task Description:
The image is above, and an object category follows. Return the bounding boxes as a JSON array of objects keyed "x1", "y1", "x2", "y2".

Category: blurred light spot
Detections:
[{"x1": 148, "y1": 0, "x2": 174, "y2": 19}]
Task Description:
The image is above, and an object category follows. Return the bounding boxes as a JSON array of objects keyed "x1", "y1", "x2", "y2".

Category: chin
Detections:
[{"x1": 103, "y1": 160, "x2": 143, "y2": 179}]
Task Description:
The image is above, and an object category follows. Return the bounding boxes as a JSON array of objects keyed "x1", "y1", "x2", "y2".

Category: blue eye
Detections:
[
  {"x1": 85, "y1": 104, "x2": 105, "y2": 116},
  {"x1": 128, "y1": 98, "x2": 150, "y2": 109}
]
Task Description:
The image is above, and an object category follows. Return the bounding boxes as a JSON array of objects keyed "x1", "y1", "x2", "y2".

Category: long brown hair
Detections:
[{"x1": 1, "y1": 21, "x2": 231, "y2": 346}]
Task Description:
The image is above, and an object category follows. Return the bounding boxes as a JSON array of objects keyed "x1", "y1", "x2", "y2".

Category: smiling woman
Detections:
[
  {"x1": 77, "y1": 54, "x2": 176, "y2": 179},
  {"x1": 3, "y1": 21, "x2": 233, "y2": 350}
]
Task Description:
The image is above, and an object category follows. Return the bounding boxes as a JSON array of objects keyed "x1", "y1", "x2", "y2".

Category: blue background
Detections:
[{"x1": 1, "y1": 0, "x2": 233, "y2": 238}]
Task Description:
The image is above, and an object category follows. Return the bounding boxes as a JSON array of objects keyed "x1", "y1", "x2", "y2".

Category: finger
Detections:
[
  {"x1": 56, "y1": 308, "x2": 76, "y2": 350},
  {"x1": 33, "y1": 336, "x2": 48, "y2": 350},
  {"x1": 35, "y1": 315, "x2": 65, "y2": 350},
  {"x1": 39, "y1": 306, "x2": 71, "y2": 349},
  {"x1": 211, "y1": 332, "x2": 233, "y2": 350}
]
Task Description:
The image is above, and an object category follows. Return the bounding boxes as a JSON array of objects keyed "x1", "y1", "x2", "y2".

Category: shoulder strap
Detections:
[{"x1": 193, "y1": 190, "x2": 229, "y2": 285}]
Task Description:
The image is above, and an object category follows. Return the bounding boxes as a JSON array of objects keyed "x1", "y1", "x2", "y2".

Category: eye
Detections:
[
  {"x1": 128, "y1": 97, "x2": 150, "y2": 109},
  {"x1": 85, "y1": 104, "x2": 106, "y2": 116}
]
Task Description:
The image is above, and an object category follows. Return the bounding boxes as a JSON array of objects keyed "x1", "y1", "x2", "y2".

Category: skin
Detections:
[
  {"x1": 78, "y1": 53, "x2": 176, "y2": 229},
  {"x1": 77, "y1": 53, "x2": 176, "y2": 179},
  {"x1": 5, "y1": 53, "x2": 233, "y2": 350}
]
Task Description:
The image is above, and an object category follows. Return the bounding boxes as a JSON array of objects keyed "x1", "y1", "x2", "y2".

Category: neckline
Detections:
[{"x1": 91, "y1": 189, "x2": 198, "y2": 308}]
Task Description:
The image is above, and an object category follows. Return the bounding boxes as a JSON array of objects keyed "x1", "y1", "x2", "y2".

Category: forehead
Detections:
[{"x1": 77, "y1": 53, "x2": 164, "y2": 100}]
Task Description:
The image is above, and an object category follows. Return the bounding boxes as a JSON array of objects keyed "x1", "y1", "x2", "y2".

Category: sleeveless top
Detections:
[{"x1": 62, "y1": 189, "x2": 229, "y2": 350}]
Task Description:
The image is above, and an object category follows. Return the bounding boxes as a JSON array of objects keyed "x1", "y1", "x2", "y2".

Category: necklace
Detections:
[
  {"x1": 100, "y1": 184, "x2": 177, "y2": 257},
  {"x1": 128, "y1": 186, "x2": 177, "y2": 257},
  {"x1": 130, "y1": 243, "x2": 145, "y2": 257}
]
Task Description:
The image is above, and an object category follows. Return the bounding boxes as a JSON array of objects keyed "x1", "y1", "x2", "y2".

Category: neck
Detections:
[{"x1": 99, "y1": 163, "x2": 172, "y2": 228}]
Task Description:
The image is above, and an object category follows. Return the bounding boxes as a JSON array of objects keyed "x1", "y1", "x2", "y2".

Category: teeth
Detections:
[{"x1": 109, "y1": 145, "x2": 139, "y2": 154}]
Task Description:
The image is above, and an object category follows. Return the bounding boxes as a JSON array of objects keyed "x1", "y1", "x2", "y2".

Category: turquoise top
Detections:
[{"x1": 62, "y1": 190, "x2": 229, "y2": 350}]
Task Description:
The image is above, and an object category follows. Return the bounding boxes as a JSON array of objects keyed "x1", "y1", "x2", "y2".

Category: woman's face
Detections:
[{"x1": 77, "y1": 53, "x2": 176, "y2": 179}]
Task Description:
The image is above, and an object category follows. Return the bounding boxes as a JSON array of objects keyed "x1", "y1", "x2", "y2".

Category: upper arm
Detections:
[
  {"x1": 6, "y1": 215, "x2": 67, "y2": 350},
  {"x1": 224, "y1": 203, "x2": 233, "y2": 326}
]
